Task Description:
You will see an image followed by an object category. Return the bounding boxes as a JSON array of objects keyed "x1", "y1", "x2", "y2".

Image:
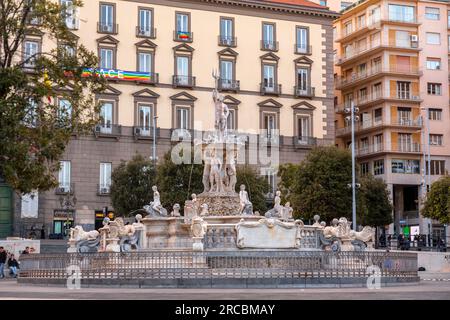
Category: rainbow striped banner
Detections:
[
  {"x1": 82, "y1": 68, "x2": 151, "y2": 82},
  {"x1": 177, "y1": 31, "x2": 191, "y2": 39}
]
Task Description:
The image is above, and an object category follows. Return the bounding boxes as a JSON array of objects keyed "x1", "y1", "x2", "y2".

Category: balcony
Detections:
[
  {"x1": 94, "y1": 124, "x2": 122, "y2": 139},
  {"x1": 335, "y1": 41, "x2": 419, "y2": 66},
  {"x1": 136, "y1": 26, "x2": 156, "y2": 38},
  {"x1": 218, "y1": 79, "x2": 240, "y2": 92},
  {"x1": 294, "y1": 86, "x2": 315, "y2": 98},
  {"x1": 335, "y1": 67, "x2": 421, "y2": 90},
  {"x1": 133, "y1": 126, "x2": 159, "y2": 140},
  {"x1": 336, "y1": 91, "x2": 421, "y2": 112},
  {"x1": 174, "y1": 31, "x2": 193, "y2": 42},
  {"x1": 97, "y1": 184, "x2": 111, "y2": 196},
  {"x1": 336, "y1": 118, "x2": 422, "y2": 138},
  {"x1": 356, "y1": 143, "x2": 421, "y2": 157},
  {"x1": 172, "y1": 75, "x2": 196, "y2": 88},
  {"x1": 55, "y1": 183, "x2": 75, "y2": 195},
  {"x1": 258, "y1": 131, "x2": 281, "y2": 145},
  {"x1": 97, "y1": 22, "x2": 118, "y2": 34},
  {"x1": 294, "y1": 136, "x2": 317, "y2": 148},
  {"x1": 218, "y1": 36, "x2": 237, "y2": 47},
  {"x1": 260, "y1": 83, "x2": 282, "y2": 96},
  {"x1": 294, "y1": 44, "x2": 312, "y2": 55},
  {"x1": 260, "y1": 40, "x2": 278, "y2": 51}
]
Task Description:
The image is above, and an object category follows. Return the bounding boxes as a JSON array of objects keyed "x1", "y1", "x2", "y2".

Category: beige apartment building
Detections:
[
  {"x1": 334, "y1": 0, "x2": 450, "y2": 242},
  {"x1": 4, "y1": 0, "x2": 338, "y2": 238}
]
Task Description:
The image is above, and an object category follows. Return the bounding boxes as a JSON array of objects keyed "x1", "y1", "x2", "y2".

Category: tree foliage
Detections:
[
  {"x1": 236, "y1": 165, "x2": 269, "y2": 214},
  {"x1": 110, "y1": 154, "x2": 156, "y2": 216},
  {"x1": 358, "y1": 175, "x2": 393, "y2": 227},
  {"x1": 0, "y1": 0, "x2": 105, "y2": 193},
  {"x1": 423, "y1": 176, "x2": 450, "y2": 224}
]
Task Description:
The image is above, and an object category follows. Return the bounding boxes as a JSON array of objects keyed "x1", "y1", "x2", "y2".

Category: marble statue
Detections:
[
  {"x1": 212, "y1": 69, "x2": 230, "y2": 142},
  {"x1": 191, "y1": 217, "x2": 208, "y2": 238},
  {"x1": 67, "y1": 225, "x2": 100, "y2": 253},
  {"x1": 265, "y1": 190, "x2": 283, "y2": 218},
  {"x1": 225, "y1": 151, "x2": 237, "y2": 192},
  {"x1": 69, "y1": 226, "x2": 99, "y2": 242},
  {"x1": 321, "y1": 217, "x2": 375, "y2": 251},
  {"x1": 202, "y1": 161, "x2": 211, "y2": 193},
  {"x1": 239, "y1": 184, "x2": 253, "y2": 215},
  {"x1": 200, "y1": 203, "x2": 209, "y2": 216},
  {"x1": 312, "y1": 215, "x2": 321, "y2": 227},
  {"x1": 209, "y1": 148, "x2": 223, "y2": 193},
  {"x1": 143, "y1": 185, "x2": 168, "y2": 217},
  {"x1": 171, "y1": 203, "x2": 181, "y2": 217},
  {"x1": 282, "y1": 202, "x2": 293, "y2": 220}
]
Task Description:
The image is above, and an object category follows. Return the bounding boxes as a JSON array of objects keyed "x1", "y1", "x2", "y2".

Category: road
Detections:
[{"x1": 0, "y1": 279, "x2": 449, "y2": 300}]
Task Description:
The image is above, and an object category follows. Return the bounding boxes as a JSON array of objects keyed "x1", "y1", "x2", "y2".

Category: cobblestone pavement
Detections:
[{"x1": 0, "y1": 279, "x2": 449, "y2": 300}]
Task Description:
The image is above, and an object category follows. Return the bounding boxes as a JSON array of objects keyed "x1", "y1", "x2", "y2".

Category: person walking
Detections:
[
  {"x1": 0, "y1": 247, "x2": 6, "y2": 279},
  {"x1": 7, "y1": 254, "x2": 19, "y2": 278}
]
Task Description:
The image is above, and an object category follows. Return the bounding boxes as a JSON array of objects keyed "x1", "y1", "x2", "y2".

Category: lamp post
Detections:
[
  {"x1": 345, "y1": 101, "x2": 359, "y2": 231},
  {"x1": 152, "y1": 115, "x2": 158, "y2": 164},
  {"x1": 420, "y1": 107, "x2": 432, "y2": 247},
  {"x1": 59, "y1": 192, "x2": 77, "y2": 238}
]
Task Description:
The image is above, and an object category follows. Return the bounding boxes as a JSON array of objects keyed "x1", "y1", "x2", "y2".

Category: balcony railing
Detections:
[
  {"x1": 55, "y1": 183, "x2": 75, "y2": 195},
  {"x1": 97, "y1": 184, "x2": 111, "y2": 196},
  {"x1": 336, "y1": 91, "x2": 421, "y2": 111},
  {"x1": 97, "y1": 22, "x2": 118, "y2": 34},
  {"x1": 136, "y1": 26, "x2": 156, "y2": 38},
  {"x1": 133, "y1": 126, "x2": 159, "y2": 140},
  {"x1": 218, "y1": 79, "x2": 240, "y2": 92},
  {"x1": 294, "y1": 86, "x2": 315, "y2": 98},
  {"x1": 261, "y1": 40, "x2": 278, "y2": 51},
  {"x1": 356, "y1": 143, "x2": 421, "y2": 156},
  {"x1": 94, "y1": 124, "x2": 122, "y2": 138},
  {"x1": 335, "y1": 41, "x2": 419, "y2": 65},
  {"x1": 294, "y1": 136, "x2": 317, "y2": 147},
  {"x1": 336, "y1": 118, "x2": 422, "y2": 137},
  {"x1": 218, "y1": 36, "x2": 237, "y2": 47},
  {"x1": 294, "y1": 44, "x2": 312, "y2": 55},
  {"x1": 335, "y1": 66, "x2": 421, "y2": 89},
  {"x1": 260, "y1": 83, "x2": 282, "y2": 96},
  {"x1": 174, "y1": 31, "x2": 193, "y2": 42},
  {"x1": 172, "y1": 75, "x2": 196, "y2": 88}
]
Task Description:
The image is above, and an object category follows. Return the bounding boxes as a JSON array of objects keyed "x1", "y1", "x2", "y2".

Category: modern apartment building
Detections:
[
  {"x1": 3, "y1": 0, "x2": 338, "y2": 238},
  {"x1": 334, "y1": 0, "x2": 450, "y2": 241}
]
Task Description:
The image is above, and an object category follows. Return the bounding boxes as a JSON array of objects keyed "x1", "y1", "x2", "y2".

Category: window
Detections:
[
  {"x1": 99, "y1": 3, "x2": 114, "y2": 33},
  {"x1": 24, "y1": 40, "x2": 39, "y2": 67},
  {"x1": 175, "y1": 12, "x2": 191, "y2": 41},
  {"x1": 24, "y1": 99, "x2": 37, "y2": 127},
  {"x1": 227, "y1": 109, "x2": 236, "y2": 131},
  {"x1": 58, "y1": 99, "x2": 72, "y2": 122},
  {"x1": 296, "y1": 27, "x2": 309, "y2": 53},
  {"x1": 369, "y1": 6, "x2": 381, "y2": 24},
  {"x1": 374, "y1": 108, "x2": 382, "y2": 123},
  {"x1": 138, "y1": 104, "x2": 153, "y2": 135},
  {"x1": 220, "y1": 60, "x2": 234, "y2": 88},
  {"x1": 99, "y1": 48, "x2": 113, "y2": 69},
  {"x1": 319, "y1": 0, "x2": 327, "y2": 6},
  {"x1": 176, "y1": 107, "x2": 190, "y2": 129},
  {"x1": 263, "y1": 113, "x2": 277, "y2": 138},
  {"x1": 297, "y1": 116, "x2": 311, "y2": 141},
  {"x1": 263, "y1": 64, "x2": 276, "y2": 91},
  {"x1": 374, "y1": 134, "x2": 383, "y2": 151},
  {"x1": 61, "y1": 0, "x2": 78, "y2": 29},
  {"x1": 427, "y1": 160, "x2": 445, "y2": 175},
  {"x1": 373, "y1": 160, "x2": 384, "y2": 175},
  {"x1": 360, "y1": 137, "x2": 369, "y2": 153},
  {"x1": 99, "y1": 101, "x2": 113, "y2": 133},
  {"x1": 396, "y1": 81, "x2": 411, "y2": 99},
  {"x1": 448, "y1": 10, "x2": 450, "y2": 27},
  {"x1": 138, "y1": 52, "x2": 152, "y2": 73},
  {"x1": 138, "y1": 8, "x2": 153, "y2": 37},
  {"x1": 99, "y1": 163, "x2": 112, "y2": 193},
  {"x1": 341, "y1": 2, "x2": 352, "y2": 10},
  {"x1": 426, "y1": 33, "x2": 440, "y2": 45},
  {"x1": 373, "y1": 83, "x2": 382, "y2": 97},
  {"x1": 357, "y1": 14, "x2": 366, "y2": 28},
  {"x1": 398, "y1": 107, "x2": 412, "y2": 125},
  {"x1": 343, "y1": 21, "x2": 352, "y2": 36},
  {"x1": 429, "y1": 108, "x2": 442, "y2": 121},
  {"x1": 58, "y1": 161, "x2": 71, "y2": 191},
  {"x1": 296, "y1": 67, "x2": 310, "y2": 95},
  {"x1": 175, "y1": 55, "x2": 190, "y2": 85},
  {"x1": 425, "y1": 7, "x2": 440, "y2": 20},
  {"x1": 388, "y1": 4, "x2": 415, "y2": 23},
  {"x1": 360, "y1": 163, "x2": 369, "y2": 176},
  {"x1": 398, "y1": 133, "x2": 413, "y2": 151},
  {"x1": 426, "y1": 58, "x2": 441, "y2": 70},
  {"x1": 395, "y1": 31, "x2": 410, "y2": 47},
  {"x1": 262, "y1": 23, "x2": 276, "y2": 50},
  {"x1": 391, "y1": 159, "x2": 420, "y2": 174},
  {"x1": 266, "y1": 171, "x2": 276, "y2": 196},
  {"x1": 220, "y1": 18, "x2": 234, "y2": 45},
  {"x1": 429, "y1": 134, "x2": 443, "y2": 146},
  {"x1": 427, "y1": 83, "x2": 442, "y2": 95}
]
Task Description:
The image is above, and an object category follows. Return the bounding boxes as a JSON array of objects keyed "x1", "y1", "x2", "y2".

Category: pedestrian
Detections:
[
  {"x1": 0, "y1": 247, "x2": 6, "y2": 279},
  {"x1": 21, "y1": 247, "x2": 30, "y2": 255},
  {"x1": 40, "y1": 225, "x2": 45, "y2": 239},
  {"x1": 7, "y1": 254, "x2": 19, "y2": 278}
]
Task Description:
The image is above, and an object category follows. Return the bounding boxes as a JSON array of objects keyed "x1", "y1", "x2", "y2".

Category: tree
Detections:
[
  {"x1": 0, "y1": 0, "x2": 105, "y2": 194},
  {"x1": 358, "y1": 175, "x2": 393, "y2": 227},
  {"x1": 236, "y1": 165, "x2": 269, "y2": 214},
  {"x1": 423, "y1": 176, "x2": 450, "y2": 224},
  {"x1": 109, "y1": 154, "x2": 156, "y2": 216},
  {"x1": 278, "y1": 146, "x2": 353, "y2": 222},
  {"x1": 156, "y1": 151, "x2": 204, "y2": 212}
]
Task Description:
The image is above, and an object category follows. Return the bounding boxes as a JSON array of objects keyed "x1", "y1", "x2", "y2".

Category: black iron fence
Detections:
[{"x1": 18, "y1": 250, "x2": 418, "y2": 281}]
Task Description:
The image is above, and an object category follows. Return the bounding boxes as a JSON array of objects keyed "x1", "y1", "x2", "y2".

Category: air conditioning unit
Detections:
[
  {"x1": 436, "y1": 65, "x2": 441, "y2": 70},
  {"x1": 94, "y1": 125, "x2": 101, "y2": 133},
  {"x1": 100, "y1": 187, "x2": 109, "y2": 194},
  {"x1": 134, "y1": 127, "x2": 141, "y2": 136},
  {"x1": 102, "y1": 24, "x2": 111, "y2": 32},
  {"x1": 410, "y1": 35, "x2": 418, "y2": 42},
  {"x1": 57, "y1": 186, "x2": 69, "y2": 193}
]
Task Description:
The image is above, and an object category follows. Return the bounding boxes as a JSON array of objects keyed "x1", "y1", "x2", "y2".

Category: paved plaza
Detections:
[{"x1": 0, "y1": 278, "x2": 449, "y2": 300}]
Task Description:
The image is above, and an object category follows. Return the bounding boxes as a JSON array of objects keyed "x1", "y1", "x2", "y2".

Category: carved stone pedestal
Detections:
[
  {"x1": 105, "y1": 238, "x2": 121, "y2": 253},
  {"x1": 192, "y1": 237, "x2": 204, "y2": 251},
  {"x1": 196, "y1": 192, "x2": 240, "y2": 216},
  {"x1": 67, "y1": 240, "x2": 77, "y2": 253}
]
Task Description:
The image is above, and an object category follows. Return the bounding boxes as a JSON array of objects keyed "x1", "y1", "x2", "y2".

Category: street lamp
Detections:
[
  {"x1": 59, "y1": 192, "x2": 77, "y2": 238},
  {"x1": 345, "y1": 101, "x2": 359, "y2": 231},
  {"x1": 152, "y1": 115, "x2": 159, "y2": 164}
]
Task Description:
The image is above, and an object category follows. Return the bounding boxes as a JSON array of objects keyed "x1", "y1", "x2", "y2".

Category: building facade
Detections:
[
  {"x1": 5, "y1": 0, "x2": 338, "y2": 238},
  {"x1": 310, "y1": 0, "x2": 358, "y2": 12},
  {"x1": 334, "y1": 0, "x2": 450, "y2": 241}
]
